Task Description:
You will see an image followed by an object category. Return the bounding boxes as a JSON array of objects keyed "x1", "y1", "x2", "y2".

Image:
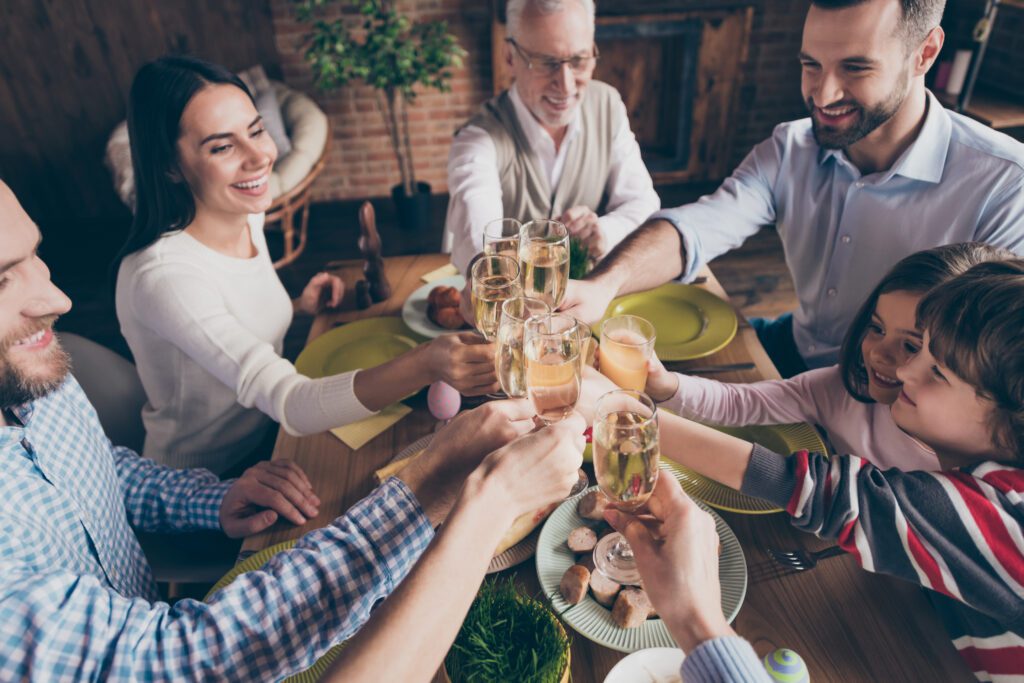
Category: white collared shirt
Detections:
[{"x1": 444, "y1": 83, "x2": 660, "y2": 272}]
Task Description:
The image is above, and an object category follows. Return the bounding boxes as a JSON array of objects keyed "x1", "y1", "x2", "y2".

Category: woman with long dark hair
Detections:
[{"x1": 115, "y1": 56, "x2": 497, "y2": 474}]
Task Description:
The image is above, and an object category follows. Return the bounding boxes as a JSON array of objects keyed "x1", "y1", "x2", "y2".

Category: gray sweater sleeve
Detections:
[{"x1": 681, "y1": 636, "x2": 770, "y2": 682}]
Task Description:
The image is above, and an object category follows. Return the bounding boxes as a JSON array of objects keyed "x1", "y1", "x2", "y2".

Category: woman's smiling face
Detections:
[{"x1": 175, "y1": 83, "x2": 277, "y2": 219}]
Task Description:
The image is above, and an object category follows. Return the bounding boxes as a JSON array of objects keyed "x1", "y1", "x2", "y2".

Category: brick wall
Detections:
[{"x1": 268, "y1": 0, "x2": 809, "y2": 201}]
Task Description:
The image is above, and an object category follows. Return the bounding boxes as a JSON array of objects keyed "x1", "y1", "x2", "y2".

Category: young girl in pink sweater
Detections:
[{"x1": 646, "y1": 242, "x2": 1012, "y2": 471}]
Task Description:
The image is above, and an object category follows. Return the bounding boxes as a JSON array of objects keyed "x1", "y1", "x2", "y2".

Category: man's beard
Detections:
[
  {"x1": 0, "y1": 318, "x2": 70, "y2": 410},
  {"x1": 808, "y1": 73, "x2": 910, "y2": 150}
]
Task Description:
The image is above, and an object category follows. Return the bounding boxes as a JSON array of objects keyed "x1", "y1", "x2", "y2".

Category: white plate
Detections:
[
  {"x1": 401, "y1": 274, "x2": 468, "y2": 338},
  {"x1": 604, "y1": 647, "x2": 685, "y2": 683}
]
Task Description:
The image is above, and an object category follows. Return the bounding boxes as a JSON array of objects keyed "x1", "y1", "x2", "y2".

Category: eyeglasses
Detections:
[{"x1": 505, "y1": 38, "x2": 599, "y2": 78}]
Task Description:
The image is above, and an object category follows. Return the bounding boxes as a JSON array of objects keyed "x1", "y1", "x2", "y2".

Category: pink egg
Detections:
[{"x1": 427, "y1": 381, "x2": 461, "y2": 420}]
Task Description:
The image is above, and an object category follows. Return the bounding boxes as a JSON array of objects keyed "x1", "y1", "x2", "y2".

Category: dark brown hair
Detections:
[
  {"x1": 917, "y1": 259, "x2": 1024, "y2": 459},
  {"x1": 839, "y1": 243, "x2": 1014, "y2": 403},
  {"x1": 810, "y1": 0, "x2": 945, "y2": 44}
]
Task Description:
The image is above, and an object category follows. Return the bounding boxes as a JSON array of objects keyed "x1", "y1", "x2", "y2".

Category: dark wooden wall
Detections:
[{"x1": 0, "y1": 0, "x2": 281, "y2": 286}]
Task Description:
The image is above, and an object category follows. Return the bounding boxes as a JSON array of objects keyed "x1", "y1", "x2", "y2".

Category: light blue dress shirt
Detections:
[{"x1": 655, "y1": 91, "x2": 1024, "y2": 367}]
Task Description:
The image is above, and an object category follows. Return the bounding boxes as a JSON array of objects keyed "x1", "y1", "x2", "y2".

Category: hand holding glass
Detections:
[{"x1": 592, "y1": 389, "x2": 659, "y2": 585}]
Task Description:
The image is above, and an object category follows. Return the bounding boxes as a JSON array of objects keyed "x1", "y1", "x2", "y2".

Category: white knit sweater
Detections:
[{"x1": 115, "y1": 215, "x2": 374, "y2": 474}]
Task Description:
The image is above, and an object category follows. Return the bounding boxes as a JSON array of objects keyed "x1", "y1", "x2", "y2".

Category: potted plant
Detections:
[
  {"x1": 444, "y1": 578, "x2": 571, "y2": 683},
  {"x1": 294, "y1": 0, "x2": 466, "y2": 231}
]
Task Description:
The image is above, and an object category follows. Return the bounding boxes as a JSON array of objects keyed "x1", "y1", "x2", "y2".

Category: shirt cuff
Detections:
[
  {"x1": 681, "y1": 636, "x2": 770, "y2": 683},
  {"x1": 740, "y1": 443, "x2": 797, "y2": 509},
  {"x1": 650, "y1": 209, "x2": 703, "y2": 282},
  {"x1": 321, "y1": 369, "x2": 377, "y2": 424},
  {"x1": 187, "y1": 479, "x2": 234, "y2": 531}
]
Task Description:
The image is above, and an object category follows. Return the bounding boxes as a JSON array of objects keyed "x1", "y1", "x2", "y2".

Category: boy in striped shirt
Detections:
[{"x1": 587, "y1": 258, "x2": 1024, "y2": 680}]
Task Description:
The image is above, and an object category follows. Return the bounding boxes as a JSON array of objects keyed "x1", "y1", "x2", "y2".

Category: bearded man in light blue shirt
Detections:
[{"x1": 563, "y1": 0, "x2": 1024, "y2": 377}]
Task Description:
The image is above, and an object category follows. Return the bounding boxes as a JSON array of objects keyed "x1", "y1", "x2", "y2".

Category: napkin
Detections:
[
  {"x1": 330, "y1": 403, "x2": 412, "y2": 450},
  {"x1": 420, "y1": 263, "x2": 460, "y2": 283}
]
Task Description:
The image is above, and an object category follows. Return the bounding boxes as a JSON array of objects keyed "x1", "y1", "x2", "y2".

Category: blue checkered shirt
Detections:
[{"x1": 0, "y1": 376, "x2": 435, "y2": 681}]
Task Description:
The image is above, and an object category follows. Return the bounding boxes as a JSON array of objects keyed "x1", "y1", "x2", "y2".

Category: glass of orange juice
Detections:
[{"x1": 599, "y1": 315, "x2": 656, "y2": 391}]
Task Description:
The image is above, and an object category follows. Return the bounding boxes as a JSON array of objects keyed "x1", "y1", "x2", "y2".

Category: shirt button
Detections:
[
  {"x1": 841, "y1": 235, "x2": 851, "y2": 244},
  {"x1": 855, "y1": 181, "x2": 864, "y2": 188},
  {"x1": 827, "y1": 288, "x2": 837, "y2": 297},
  {"x1": 808, "y1": 344, "x2": 817, "y2": 352}
]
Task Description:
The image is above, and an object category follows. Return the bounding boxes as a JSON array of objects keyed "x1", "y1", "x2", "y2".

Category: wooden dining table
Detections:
[{"x1": 242, "y1": 253, "x2": 973, "y2": 682}]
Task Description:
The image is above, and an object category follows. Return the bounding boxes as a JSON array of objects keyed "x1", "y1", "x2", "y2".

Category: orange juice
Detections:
[{"x1": 600, "y1": 329, "x2": 651, "y2": 391}]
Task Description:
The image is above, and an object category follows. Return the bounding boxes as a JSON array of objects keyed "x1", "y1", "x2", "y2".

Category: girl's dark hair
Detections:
[
  {"x1": 112, "y1": 55, "x2": 253, "y2": 275},
  {"x1": 839, "y1": 242, "x2": 1014, "y2": 403},
  {"x1": 917, "y1": 259, "x2": 1024, "y2": 460}
]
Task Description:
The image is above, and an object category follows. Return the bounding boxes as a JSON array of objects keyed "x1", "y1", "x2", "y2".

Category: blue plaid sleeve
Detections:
[
  {"x1": 0, "y1": 477, "x2": 433, "y2": 681},
  {"x1": 114, "y1": 445, "x2": 232, "y2": 533}
]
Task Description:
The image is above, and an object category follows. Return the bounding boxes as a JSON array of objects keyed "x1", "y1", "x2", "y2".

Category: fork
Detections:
[{"x1": 767, "y1": 545, "x2": 845, "y2": 571}]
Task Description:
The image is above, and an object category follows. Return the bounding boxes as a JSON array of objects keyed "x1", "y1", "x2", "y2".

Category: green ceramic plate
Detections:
[
  {"x1": 599, "y1": 284, "x2": 738, "y2": 361},
  {"x1": 205, "y1": 541, "x2": 343, "y2": 682},
  {"x1": 295, "y1": 317, "x2": 427, "y2": 396},
  {"x1": 536, "y1": 484, "x2": 747, "y2": 654},
  {"x1": 664, "y1": 422, "x2": 827, "y2": 514}
]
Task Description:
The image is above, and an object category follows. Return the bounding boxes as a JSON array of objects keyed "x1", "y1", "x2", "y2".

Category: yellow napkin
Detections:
[
  {"x1": 420, "y1": 263, "x2": 460, "y2": 283},
  {"x1": 330, "y1": 403, "x2": 412, "y2": 450}
]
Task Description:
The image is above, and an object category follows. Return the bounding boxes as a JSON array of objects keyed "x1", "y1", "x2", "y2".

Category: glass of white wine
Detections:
[
  {"x1": 471, "y1": 254, "x2": 521, "y2": 341},
  {"x1": 519, "y1": 219, "x2": 570, "y2": 309},
  {"x1": 495, "y1": 296, "x2": 551, "y2": 398},
  {"x1": 599, "y1": 315, "x2": 657, "y2": 392},
  {"x1": 482, "y1": 218, "x2": 522, "y2": 260},
  {"x1": 592, "y1": 389, "x2": 659, "y2": 585},
  {"x1": 523, "y1": 313, "x2": 582, "y2": 424}
]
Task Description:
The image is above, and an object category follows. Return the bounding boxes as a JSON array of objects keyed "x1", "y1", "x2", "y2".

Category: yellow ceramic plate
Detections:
[
  {"x1": 205, "y1": 541, "x2": 343, "y2": 682},
  {"x1": 599, "y1": 284, "x2": 738, "y2": 361},
  {"x1": 663, "y1": 422, "x2": 827, "y2": 514},
  {"x1": 295, "y1": 317, "x2": 427, "y2": 399}
]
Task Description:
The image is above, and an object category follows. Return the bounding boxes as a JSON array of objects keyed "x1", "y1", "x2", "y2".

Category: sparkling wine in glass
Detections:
[
  {"x1": 599, "y1": 315, "x2": 656, "y2": 391},
  {"x1": 496, "y1": 296, "x2": 551, "y2": 398},
  {"x1": 471, "y1": 254, "x2": 521, "y2": 341},
  {"x1": 592, "y1": 389, "x2": 659, "y2": 585},
  {"x1": 524, "y1": 313, "x2": 582, "y2": 424},
  {"x1": 482, "y1": 218, "x2": 522, "y2": 260},
  {"x1": 519, "y1": 219, "x2": 570, "y2": 309}
]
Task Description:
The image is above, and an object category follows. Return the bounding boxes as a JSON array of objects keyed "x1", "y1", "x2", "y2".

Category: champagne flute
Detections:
[
  {"x1": 482, "y1": 218, "x2": 522, "y2": 260},
  {"x1": 599, "y1": 315, "x2": 656, "y2": 391},
  {"x1": 523, "y1": 313, "x2": 582, "y2": 424},
  {"x1": 592, "y1": 389, "x2": 659, "y2": 586},
  {"x1": 495, "y1": 296, "x2": 551, "y2": 398},
  {"x1": 471, "y1": 254, "x2": 521, "y2": 341},
  {"x1": 519, "y1": 219, "x2": 570, "y2": 309}
]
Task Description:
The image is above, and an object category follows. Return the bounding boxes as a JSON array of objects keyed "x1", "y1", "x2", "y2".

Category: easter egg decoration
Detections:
[
  {"x1": 763, "y1": 648, "x2": 809, "y2": 683},
  {"x1": 427, "y1": 381, "x2": 461, "y2": 421}
]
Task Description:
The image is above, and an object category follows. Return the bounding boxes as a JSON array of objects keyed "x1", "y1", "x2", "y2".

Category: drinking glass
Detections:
[
  {"x1": 471, "y1": 254, "x2": 521, "y2": 341},
  {"x1": 592, "y1": 389, "x2": 659, "y2": 585},
  {"x1": 523, "y1": 313, "x2": 582, "y2": 424},
  {"x1": 495, "y1": 296, "x2": 551, "y2": 398},
  {"x1": 519, "y1": 219, "x2": 570, "y2": 309},
  {"x1": 599, "y1": 315, "x2": 656, "y2": 391},
  {"x1": 482, "y1": 218, "x2": 522, "y2": 260}
]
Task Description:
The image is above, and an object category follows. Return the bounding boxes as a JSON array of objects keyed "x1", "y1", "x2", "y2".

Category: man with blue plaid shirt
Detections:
[{"x1": 0, "y1": 180, "x2": 584, "y2": 681}]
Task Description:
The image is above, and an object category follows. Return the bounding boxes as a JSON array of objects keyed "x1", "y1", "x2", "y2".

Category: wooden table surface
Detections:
[{"x1": 243, "y1": 253, "x2": 972, "y2": 682}]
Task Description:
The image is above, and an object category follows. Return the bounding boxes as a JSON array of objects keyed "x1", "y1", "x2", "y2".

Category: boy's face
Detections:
[
  {"x1": 893, "y1": 332, "x2": 998, "y2": 465},
  {"x1": 0, "y1": 182, "x2": 72, "y2": 409}
]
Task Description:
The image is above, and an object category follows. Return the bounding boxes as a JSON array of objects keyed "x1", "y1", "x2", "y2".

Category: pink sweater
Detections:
[{"x1": 662, "y1": 365, "x2": 940, "y2": 471}]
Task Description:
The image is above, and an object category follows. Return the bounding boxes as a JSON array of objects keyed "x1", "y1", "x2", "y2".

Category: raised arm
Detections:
[
  {"x1": 444, "y1": 126, "x2": 504, "y2": 274},
  {"x1": 0, "y1": 478, "x2": 433, "y2": 682}
]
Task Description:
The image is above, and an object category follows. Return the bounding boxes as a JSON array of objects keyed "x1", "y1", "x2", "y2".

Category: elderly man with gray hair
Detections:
[{"x1": 443, "y1": 0, "x2": 659, "y2": 273}]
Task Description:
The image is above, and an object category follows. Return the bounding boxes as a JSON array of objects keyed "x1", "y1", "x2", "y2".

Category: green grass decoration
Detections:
[
  {"x1": 569, "y1": 237, "x2": 590, "y2": 280},
  {"x1": 446, "y1": 578, "x2": 570, "y2": 683}
]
